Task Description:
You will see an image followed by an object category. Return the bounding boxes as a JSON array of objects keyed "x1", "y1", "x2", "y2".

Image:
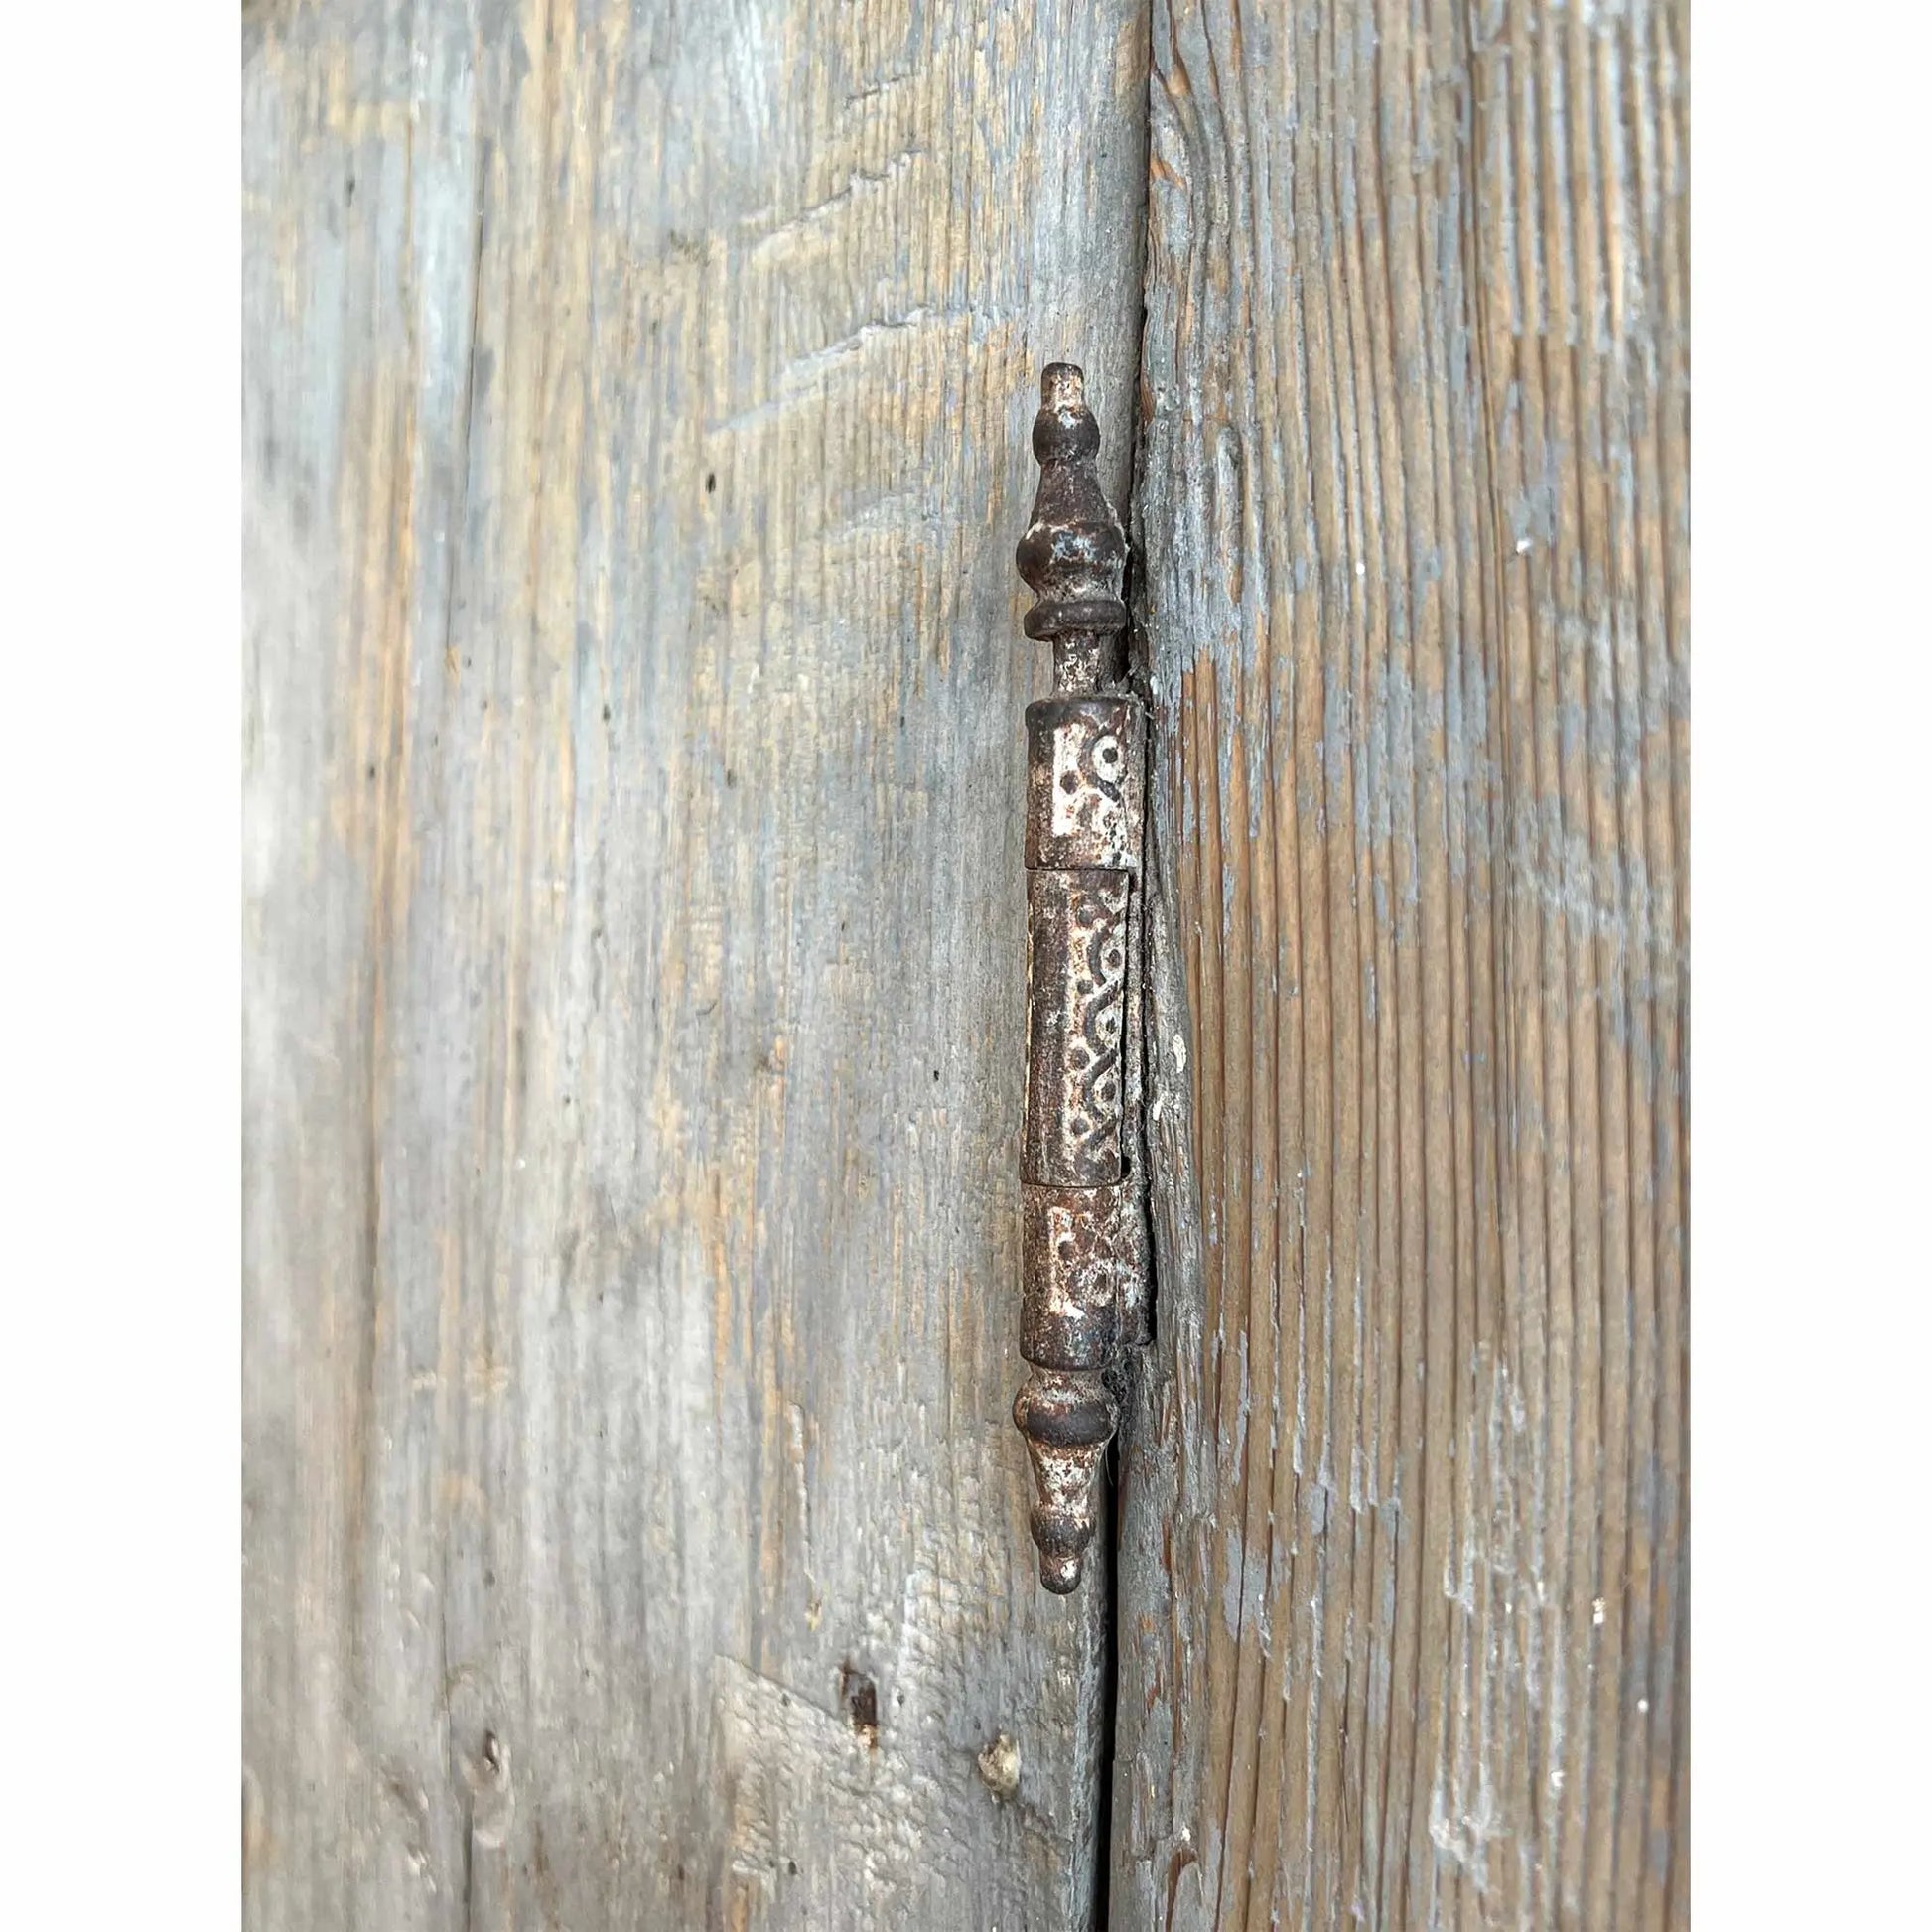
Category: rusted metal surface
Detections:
[
  {"x1": 1023, "y1": 869, "x2": 1131, "y2": 1188},
  {"x1": 1012, "y1": 364, "x2": 1150, "y2": 1593},
  {"x1": 1025, "y1": 696, "x2": 1142, "y2": 872},
  {"x1": 1020, "y1": 1182, "x2": 1129, "y2": 1369}
]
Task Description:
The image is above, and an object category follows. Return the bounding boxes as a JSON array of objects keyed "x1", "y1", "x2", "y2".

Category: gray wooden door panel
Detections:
[
  {"x1": 242, "y1": 3, "x2": 1147, "y2": 1925},
  {"x1": 1113, "y1": 3, "x2": 1689, "y2": 1927}
]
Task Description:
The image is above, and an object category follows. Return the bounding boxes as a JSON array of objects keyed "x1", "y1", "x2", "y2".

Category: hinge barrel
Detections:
[{"x1": 1012, "y1": 364, "x2": 1150, "y2": 1593}]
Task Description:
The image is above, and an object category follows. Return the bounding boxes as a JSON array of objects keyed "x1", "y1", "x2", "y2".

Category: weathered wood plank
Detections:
[
  {"x1": 1114, "y1": 2, "x2": 1689, "y2": 1926},
  {"x1": 241, "y1": 3, "x2": 1148, "y2": 1924}
]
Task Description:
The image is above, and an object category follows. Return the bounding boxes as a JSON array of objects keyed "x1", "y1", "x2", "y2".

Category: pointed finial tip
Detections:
[
  {"x1": 1016, "y1": 362, "x2": 1125, "y2": 640},
  {"x1": 1038, "y1": 1550, "x2": 1083, "y2": 1593},
  {"x1": 1040, "y1": 362, "x2": 1085, "y2": 408},
  {"x1": 1032, "y1": 363, "x2": 1102, "y2": 467},
  {"x1": 1014, "y1": 1371, "x2": 1114, "y2": 1593},
  {"x1": 1030, "y1": 1505, "x2": 1092, "y2": 1593}
]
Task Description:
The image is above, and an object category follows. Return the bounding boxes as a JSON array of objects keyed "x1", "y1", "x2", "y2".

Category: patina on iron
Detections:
[{"x1": 1012, "y1": 364, "x2": 1151, "y2": 1593}]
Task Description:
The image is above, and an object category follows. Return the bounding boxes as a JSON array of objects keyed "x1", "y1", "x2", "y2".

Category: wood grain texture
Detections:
[
  {"x1": 241, "y1": 2, "x2": 1148, "y2": 1925},
  {"x1": 1113, "y1": 2, "x2": 1688, "y2": 1927}
]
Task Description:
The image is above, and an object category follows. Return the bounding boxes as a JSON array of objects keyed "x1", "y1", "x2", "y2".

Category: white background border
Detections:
[
  {"x1": 2, "y1": 7, "x2": 237, "y2": 1924},
  {"x1": 1695, "y1": 1, "x2": 1932, "y2": 1923}
]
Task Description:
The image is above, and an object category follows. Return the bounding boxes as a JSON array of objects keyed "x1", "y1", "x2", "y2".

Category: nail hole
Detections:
[
  {"x1": 839, "y1": 1664, "x2": 880, "y2": 1747},
  {"x1": 976, "y1": 1731, "x2": 1021, "y2": 1799}
]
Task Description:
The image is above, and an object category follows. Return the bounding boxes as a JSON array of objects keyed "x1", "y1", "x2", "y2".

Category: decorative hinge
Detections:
[{"x1": 1011, "y1": 364, "x2": 1151, "y2": 1594}]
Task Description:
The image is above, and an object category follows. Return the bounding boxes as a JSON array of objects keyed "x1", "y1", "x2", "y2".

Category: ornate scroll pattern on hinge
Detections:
[
  {"x1": 1011, "y1": 364, "x2": 1150, "y2": 1594},
  {"x1": 1024, "y1": 869, "x2": 1129, "y2": 1186}
]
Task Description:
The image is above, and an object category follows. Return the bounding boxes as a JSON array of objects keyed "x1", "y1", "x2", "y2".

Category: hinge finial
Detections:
[{"x1": 1015, "y1": 364, "x2": 1128, "y2": 644}]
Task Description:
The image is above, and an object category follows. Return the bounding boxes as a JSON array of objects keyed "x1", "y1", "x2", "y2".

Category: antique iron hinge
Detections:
[{"x1": 1011, "y1": 364, "x2": 1151, "y2": 1594}]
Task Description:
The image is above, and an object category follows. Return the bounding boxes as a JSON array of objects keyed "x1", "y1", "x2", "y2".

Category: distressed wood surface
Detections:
[
  {"x1": 241, "y1": 2, "x2": 1148, "y2": 1925},
  {"x1": 1114, "y1": 2, "x2": 1689, "y2": 1927}
]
